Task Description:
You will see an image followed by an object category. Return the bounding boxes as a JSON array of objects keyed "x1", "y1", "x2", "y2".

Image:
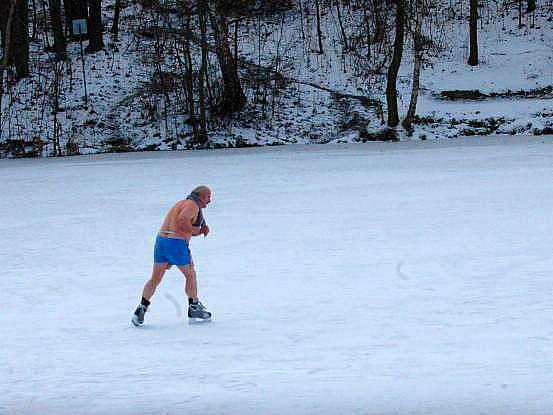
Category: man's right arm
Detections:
[{"x1": 177, "y1": 202, "x2": 202, "y2": 236}]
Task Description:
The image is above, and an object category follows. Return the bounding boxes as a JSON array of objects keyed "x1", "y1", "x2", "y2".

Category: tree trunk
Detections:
[
  {"x1": 361, "y1": 3, "x2": 370, "y2": 58},
  {"x1": 0, "y1": 0, "x2": 17, "y2": 132},
  {"x1": 30, "y1": 0, "x2": 37, "y2": 40},
  {"x1": 180, "y1": 15, "x2": 200, "y2": 147},
  {"x1": 208, "y1": 0, "x2": 246, "y2": 114},
  {"x1": 402, "y1": 9, "x2": 422, "y2": 132},
  {"x1": 0, "y1": 0, "x2": 16, "y2": 74},
  {"x1": 373, "y1": 0, "x2": 384, "y2": 43},
  {"x1": 86, "y1": 0, "x2": 104, "y2": 52},
  {"x1": 468, "y1": 0, "x2": 478, "y2": 66},
  {"x1": 315, "y1": 0, "x2": 324, "y2": 54},
  {"x1": 49, "y1": 0, "x2": 67, "y2": 60},
  {"x1": 0, "y1": 2, "x2": 8, "y2": 51},
  {"x1": 197, "y1": 0, "x2": 209, "y2": 147},
  {"x1": 298, "y1": 0, "x2": 305, "y2": 41},
  {"x1": 385, "y1": 0, "x2": 405, "y2": 128},
  {"x1": 12, "y1": 0, "x2": 30, "y2": 79},
  {"x1": 110, "y1": 0, "x2": 121, "y2": 40},
  {"x1": 40, "y1": 0, "x2": 52, "y2": 49},
  {"x1": 527, "y1": 0, "x2": 536, "y2": 13},
  {"x1": 335, "y1": 0, "x2": 348, "y2": 50},
  {"x1": 63, "y1": 0, "x2": 72, "y2": 35}
]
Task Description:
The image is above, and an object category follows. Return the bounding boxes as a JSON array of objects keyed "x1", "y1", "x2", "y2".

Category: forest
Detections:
[{"x1": 0, "y1": 0, "x2": 551, "y2": 157}]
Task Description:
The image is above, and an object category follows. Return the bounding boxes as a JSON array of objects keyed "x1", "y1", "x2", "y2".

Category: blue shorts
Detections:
[{"x1": 153, "y1": 236, "x2": 192, "y2": 266}]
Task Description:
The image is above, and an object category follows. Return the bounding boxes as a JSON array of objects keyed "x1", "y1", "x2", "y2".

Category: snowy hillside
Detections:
[
  {"x1": 0, "y1": 1, "x2": 553, "y2": 157},
  {"x1": 1, "y1": 136, "x2": 553, "y2": 413}
]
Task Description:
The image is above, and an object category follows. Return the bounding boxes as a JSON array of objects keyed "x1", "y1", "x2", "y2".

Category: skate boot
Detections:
[
  {"x1": 132, "y1": 304, "x2": 148, "y2": 326},
  {"x1": 188, "y1": 301, "x2": 212, "y2": 322}
]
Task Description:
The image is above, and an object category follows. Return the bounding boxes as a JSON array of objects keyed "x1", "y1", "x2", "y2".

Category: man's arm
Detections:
[{"x1": 177, "y1": 202, "x2": 202, "y2": 236}]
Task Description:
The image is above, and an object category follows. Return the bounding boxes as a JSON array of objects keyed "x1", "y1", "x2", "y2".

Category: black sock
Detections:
[
  {"x1": 141, "y1": 297, "x2": 151, "y2": 307},
  {"x1": 189, "y1": 298, "x2": 197, "y2": 305}
]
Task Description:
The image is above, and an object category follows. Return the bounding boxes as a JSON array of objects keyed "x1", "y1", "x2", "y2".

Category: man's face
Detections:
[{"x1": 200, "y1": 191, "x2": 212, "y2": 208}]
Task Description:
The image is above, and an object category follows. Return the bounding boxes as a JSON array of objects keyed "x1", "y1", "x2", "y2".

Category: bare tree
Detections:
[
  {"x1": 386, "y1": 0, "x2": 405, "y2": 128},
  {"x1": 0, "y1": 3, "x2": 8, "y2": 51},
  {"x1": 0, "y1": 0, "x2": 17, "y2": 131},
  {"x1": 315, "y1": 0, "x2": 324, "y2": 53},
  {"x1": 49, "y1": 0, "x2": 67, "y2": 60},
  {"x1": 208, "y1": 0, "x2": 246, "y2": 114},
  {"x1": 468, "y1": 0, "x2": 478, "y2": 65},
  {"x1": 196, "y1": 0, "x2": 209, "y2": 146},
  {"x1": 111, "y1": 0, "x2": 122, "y2": 40},
  {"x1": 402, "y1": 0, "x2": 424, "y2": 132},
  {"x1": 11, "y1": 0, "x2": 30, "y2": 80},
  {"x1": 87, "y1": 0, "x2": 104, "y2": 52},
  {"x1": 178, "y1": 14, "x2": 201, "y2": 146},
  {"x1": 335, "y1": 0, "x2": 348, "y2": 50},
  {"x1": 373, "y1": 0, "x2": 385, "y2": 44}
]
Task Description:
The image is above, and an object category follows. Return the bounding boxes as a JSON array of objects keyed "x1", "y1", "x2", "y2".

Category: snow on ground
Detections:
[
  {"x1": 233, "y1": 3, "x2": 553, "y2": 144},
  {"x1": 1, "y1": 137, "x2": 553, "y2": 414},
  {"x1": 422, "y1": 15, "x2": 553, "y2": 95},
  {"x1": 412, "y1": 6, "x2": 553, "y2": 138}
]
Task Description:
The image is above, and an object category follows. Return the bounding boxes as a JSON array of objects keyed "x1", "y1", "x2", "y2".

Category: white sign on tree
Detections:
[{"x1": 72, "y1": 19, "x2": 88, "y2": 36}]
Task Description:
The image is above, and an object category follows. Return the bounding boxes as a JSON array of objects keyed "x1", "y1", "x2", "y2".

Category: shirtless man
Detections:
[{"x1": 132, "y1": 185, "x2": 212, "y2": 326}]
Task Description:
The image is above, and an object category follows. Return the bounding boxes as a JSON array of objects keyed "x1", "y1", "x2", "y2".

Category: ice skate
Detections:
[
  {"x1": 132, "y1": 304, "x2": 148, "y2": 326},
  {"x1": 188, "y1": 301, "x2": 212, "y2": 323}
]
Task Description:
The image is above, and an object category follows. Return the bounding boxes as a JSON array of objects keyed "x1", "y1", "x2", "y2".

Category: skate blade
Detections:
[
  {"x1": 131, "y1": 316, "x2": 143, "y2": 327},
  {"x1": 188, "y1": 317, "x2": 212, "y2": 325}
]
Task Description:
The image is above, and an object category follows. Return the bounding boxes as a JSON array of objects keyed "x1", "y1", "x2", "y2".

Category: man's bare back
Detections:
[{"x1": 159, "y1": 199, "x2": 200, "y2": 240}]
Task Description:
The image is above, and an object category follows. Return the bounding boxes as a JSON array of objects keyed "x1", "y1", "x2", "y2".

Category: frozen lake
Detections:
[{"x1": 1, "y1": 136, "x2": 552, "y2": 414}]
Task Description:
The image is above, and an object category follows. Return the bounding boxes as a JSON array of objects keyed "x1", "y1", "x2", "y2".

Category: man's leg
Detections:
[
  {"x1": 178, "y1": 264, "x2": 212, "y2": 320},
  {"x1": 132, "y1": 263, "x2": 168, "y2": 326},
  {"x1": 177, "y1": 264, "x2": 197, "y2": 301},
  {"x1": 142, "y1": 262, "x2": 169, "y2": 300}
]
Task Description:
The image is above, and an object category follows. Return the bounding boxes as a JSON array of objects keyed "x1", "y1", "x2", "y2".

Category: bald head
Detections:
[{"x1": 191, "y1": 185, "x2": 211, "y2": 197}]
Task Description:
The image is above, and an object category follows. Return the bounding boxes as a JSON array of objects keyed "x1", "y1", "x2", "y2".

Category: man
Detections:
[{"x1": 132, "y1": 185, "x2": 213, "y2": 326}]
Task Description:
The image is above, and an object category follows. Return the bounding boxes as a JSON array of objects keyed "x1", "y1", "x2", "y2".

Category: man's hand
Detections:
[{"x1": 200, "y1": 224, "x2": 210, "y2": 237}]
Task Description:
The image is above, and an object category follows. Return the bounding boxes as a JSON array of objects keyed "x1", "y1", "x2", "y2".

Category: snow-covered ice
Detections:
[{"x1": 1, "y1": 136, "x2": 553, "y2": 414}]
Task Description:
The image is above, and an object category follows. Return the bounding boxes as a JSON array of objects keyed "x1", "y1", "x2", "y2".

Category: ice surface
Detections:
[{"x1": 1, "y1": 137, "x2": 552, "y2": 414}]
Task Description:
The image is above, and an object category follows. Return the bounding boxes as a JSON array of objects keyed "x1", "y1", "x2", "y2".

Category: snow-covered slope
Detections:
[{"x1": 1, "y1": 1, "x2": 552, "y2": 156}]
